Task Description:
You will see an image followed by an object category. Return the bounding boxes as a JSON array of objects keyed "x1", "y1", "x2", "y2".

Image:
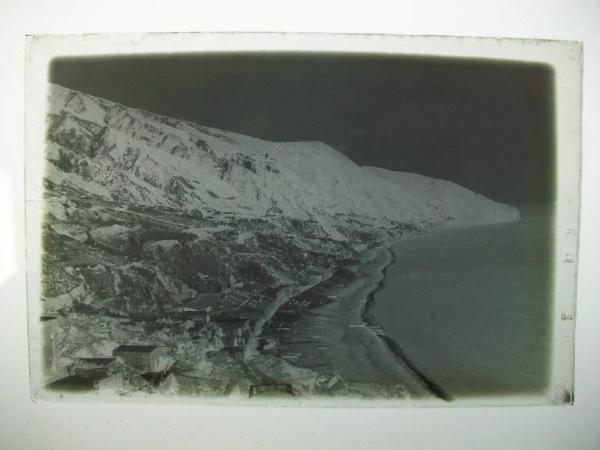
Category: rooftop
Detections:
[
  {"x1": 46, "y1": 375, "x2": 99, "y2": 392},
  {"x1": 77, "y1": 357, "x2": 115, "y2": 365},
  {"x1": 113, "y1": 345, "x2": 160, "y2": 353}
]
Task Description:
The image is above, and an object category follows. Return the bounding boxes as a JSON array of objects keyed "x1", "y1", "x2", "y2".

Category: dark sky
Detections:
[{"x1": 49, "y1": 53, "x2": 555, "y2": 206}]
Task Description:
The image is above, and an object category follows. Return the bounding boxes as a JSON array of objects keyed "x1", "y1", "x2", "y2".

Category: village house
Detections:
[
  {"x1": 187, "y1": 320, "x2": 208, "y2": 340},
  {"x1": 188, "y1": 292, "x2": 221, "y2": 312},
  {"x1": 191, "y1": 272, "x2": 221, "y2": 293},
  {"x1": 226, "y1": 290, "x2": 249, "y2": 307},
  {"x1": 237, "y1": 303, "x2": 261, "y2": 322},
  {"x1": 70, "y1": 357, "x2": 117, "y2": 378},
  {"x1": 46, "y1": 375, "x2": 99, "y2": 392},
  {"x1": 46, "y1": 356, "x2": 116, "y2": 392},
  {"x1": 112, "y1": 345, "x2": 170, "y2": 373},
  {"x1": 214, "y1": 318, "x2": 252, "y2": 358}
]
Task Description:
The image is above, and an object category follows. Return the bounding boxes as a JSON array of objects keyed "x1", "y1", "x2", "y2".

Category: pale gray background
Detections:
[{"x1": 1, "y1": 1, "x2": 599, "y2": 449}]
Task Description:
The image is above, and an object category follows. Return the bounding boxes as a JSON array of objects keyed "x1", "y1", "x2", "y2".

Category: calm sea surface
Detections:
[{"x1": 372, "y1": 209, "x2": 554, "y2": 397}]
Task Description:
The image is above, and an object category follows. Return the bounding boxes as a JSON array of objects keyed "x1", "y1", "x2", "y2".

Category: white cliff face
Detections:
[{"x1": 46, "y1": 82, "x2": 519, "y2": 239}]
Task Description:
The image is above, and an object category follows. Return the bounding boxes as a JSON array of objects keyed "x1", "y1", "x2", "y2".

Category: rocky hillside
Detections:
[
  {"x1": 45, "y1": 84, "x2": 519, "y2": 228},
  {"x1": 42, "y1": 83, "x2": 520, "y2": 316}
]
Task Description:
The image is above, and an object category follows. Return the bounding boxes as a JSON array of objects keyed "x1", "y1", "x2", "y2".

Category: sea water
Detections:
[{"x1": 371, "y1": 208, "x2": 554, "y2": 397}]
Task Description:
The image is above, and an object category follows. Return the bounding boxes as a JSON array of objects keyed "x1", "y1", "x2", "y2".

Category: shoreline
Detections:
[
  {"x1": 258, "y1": 246, "x2": 431, "y2": 397},
  {"x1": 254, "y1": 239, "x2": 450, "y2": 399},
  {"x1": 366, "y1": 213, "x2": 553, "y2": 398},
  {"x1": 361, "y1": 246, "x2": 453, "y2": 402}
]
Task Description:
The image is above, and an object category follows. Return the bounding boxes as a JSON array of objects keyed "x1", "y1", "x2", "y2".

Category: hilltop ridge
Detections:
[{"x1": 46, "y1": 83, "x2": 520, "y2": 237}]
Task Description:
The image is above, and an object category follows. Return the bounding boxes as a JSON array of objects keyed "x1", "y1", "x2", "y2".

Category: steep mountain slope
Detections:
[
  {"x1": 40, "y1": 83, "x2": 522, "y2": 395},
  {"x1": 45, "y1": 83, "x2": 519, "y2": 236}
]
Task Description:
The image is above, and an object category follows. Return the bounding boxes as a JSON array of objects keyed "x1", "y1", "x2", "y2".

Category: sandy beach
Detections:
[{"x1": 262, "y1": 247, "x2": 432, "y2": 398}]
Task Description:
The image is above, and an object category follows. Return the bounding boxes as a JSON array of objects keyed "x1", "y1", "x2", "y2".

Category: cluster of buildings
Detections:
[{"x1": 44, "y1": 285, "x2": 265, "y2": 393}]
